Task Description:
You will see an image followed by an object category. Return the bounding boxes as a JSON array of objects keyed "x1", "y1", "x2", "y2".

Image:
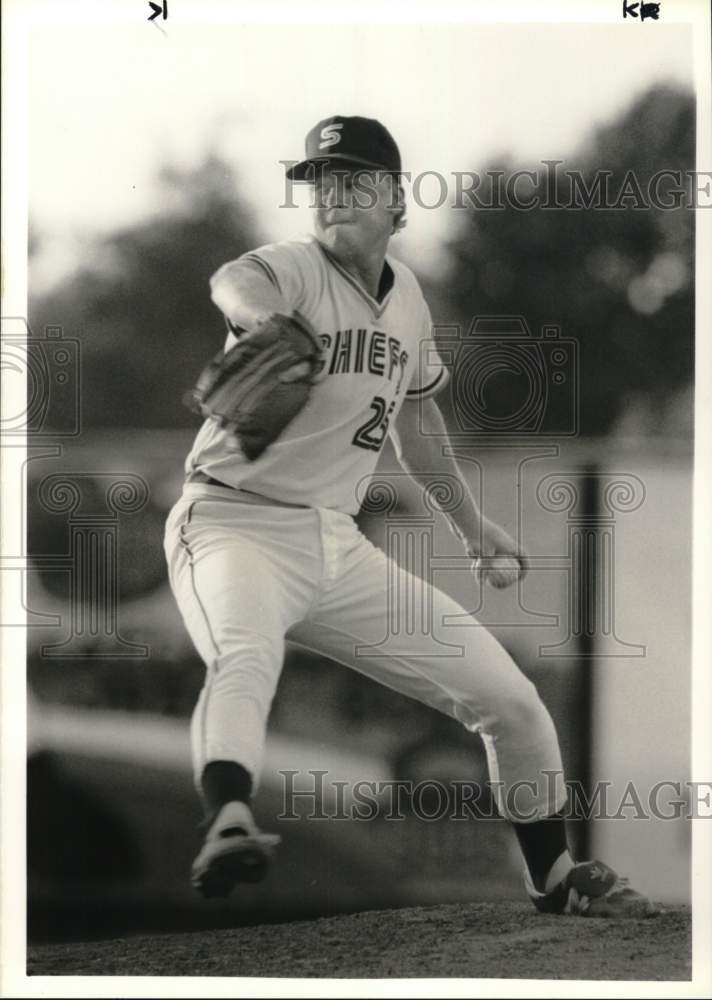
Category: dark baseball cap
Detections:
[{"x1": 286, "y1": 115, "x2": 401, "y2": 181}]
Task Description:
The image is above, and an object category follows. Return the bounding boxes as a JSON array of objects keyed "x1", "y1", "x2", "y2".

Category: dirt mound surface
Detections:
[{"x1": 28, "y1": 902, "x2": 691, "y2": 980}]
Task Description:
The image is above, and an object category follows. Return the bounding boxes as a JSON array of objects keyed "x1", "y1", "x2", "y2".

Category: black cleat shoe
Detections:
[{"x1": 526, "y1": 860, "x2": 658, "y2": 918}]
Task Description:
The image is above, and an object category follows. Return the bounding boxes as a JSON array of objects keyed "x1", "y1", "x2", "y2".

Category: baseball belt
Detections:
[{"x1": 185, "y1": 469, "x2": 309, "y2": 510}]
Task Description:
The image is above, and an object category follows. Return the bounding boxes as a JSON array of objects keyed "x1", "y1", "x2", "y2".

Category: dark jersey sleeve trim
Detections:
[
  {"x1": 241, "y1": 253, "x2": 282, "y2": 294},
  {"x1": 225, "y1": 317, "x2": 247, "y2": 339},
  {"x1": 406, "y1": 366, "x2": 449, "y2": 399}
]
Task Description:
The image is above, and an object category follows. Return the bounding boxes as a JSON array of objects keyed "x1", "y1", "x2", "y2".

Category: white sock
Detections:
[{"x1": 544, "y1": 850, "x2": 575, "y2": 893}]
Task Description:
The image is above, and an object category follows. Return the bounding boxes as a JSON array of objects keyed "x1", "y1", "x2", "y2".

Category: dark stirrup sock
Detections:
[
  {"x1": 511, "y1": 810, "x2": 570, "y2": 893},
  {"x1": 201, "y1": 760, "x2": 253, "y2": 825}
]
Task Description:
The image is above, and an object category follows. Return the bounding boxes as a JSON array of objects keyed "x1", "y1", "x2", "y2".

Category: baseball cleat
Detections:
[
  {"x1": 191, "y1": 801, "x2": 281, "y2": 899},
  {"x1": 526, "y1": 860, "x2": 658, "y2": 918}
]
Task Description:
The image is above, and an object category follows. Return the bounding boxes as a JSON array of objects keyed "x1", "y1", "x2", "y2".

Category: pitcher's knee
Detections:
[{"x1": 473, "y1": 672, "x2": 556, "y2": 747}]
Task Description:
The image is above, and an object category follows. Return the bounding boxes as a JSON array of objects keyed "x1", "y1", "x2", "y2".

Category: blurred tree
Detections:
[
  {"x1": 438, "y1": 83, "x2": 694, "y2": 438},
  {"x1": 29, "y1": 155, "x2": 263, "y2": 428}
]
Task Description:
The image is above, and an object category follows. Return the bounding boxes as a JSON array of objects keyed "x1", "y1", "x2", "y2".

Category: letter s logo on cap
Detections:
[{"x1": 319, "y1": 123, "x2": 343, "y2": 150}]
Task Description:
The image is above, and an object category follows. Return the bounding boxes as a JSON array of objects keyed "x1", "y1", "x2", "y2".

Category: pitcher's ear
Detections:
[{"x1": 390, "y1": 181, "x2": 408, "y2": 234}]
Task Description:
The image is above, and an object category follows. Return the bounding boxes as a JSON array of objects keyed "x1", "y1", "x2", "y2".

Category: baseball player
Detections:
[{"x1": 164, "y1": 115, "x2": 654, "y2": 917}]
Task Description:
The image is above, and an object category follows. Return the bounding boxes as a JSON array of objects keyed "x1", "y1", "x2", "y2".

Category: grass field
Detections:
[{"x1": 28, "y1": 902, "x2": 691, "y2": 980}]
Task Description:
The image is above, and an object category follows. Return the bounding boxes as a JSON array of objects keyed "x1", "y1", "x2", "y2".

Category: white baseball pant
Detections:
[{"x1": 164, "y1": 483, "x2": 566, "y2": 821}]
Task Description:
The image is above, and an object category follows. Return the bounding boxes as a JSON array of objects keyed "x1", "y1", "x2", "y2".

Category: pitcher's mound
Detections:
[{"x1": 28, "y1": 902, "x2": 691, "y2": 980}]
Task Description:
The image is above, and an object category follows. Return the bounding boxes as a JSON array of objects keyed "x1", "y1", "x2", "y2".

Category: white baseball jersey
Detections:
[{"x1": 185, "y1": 234, "x2": 448, "y2": 514}]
